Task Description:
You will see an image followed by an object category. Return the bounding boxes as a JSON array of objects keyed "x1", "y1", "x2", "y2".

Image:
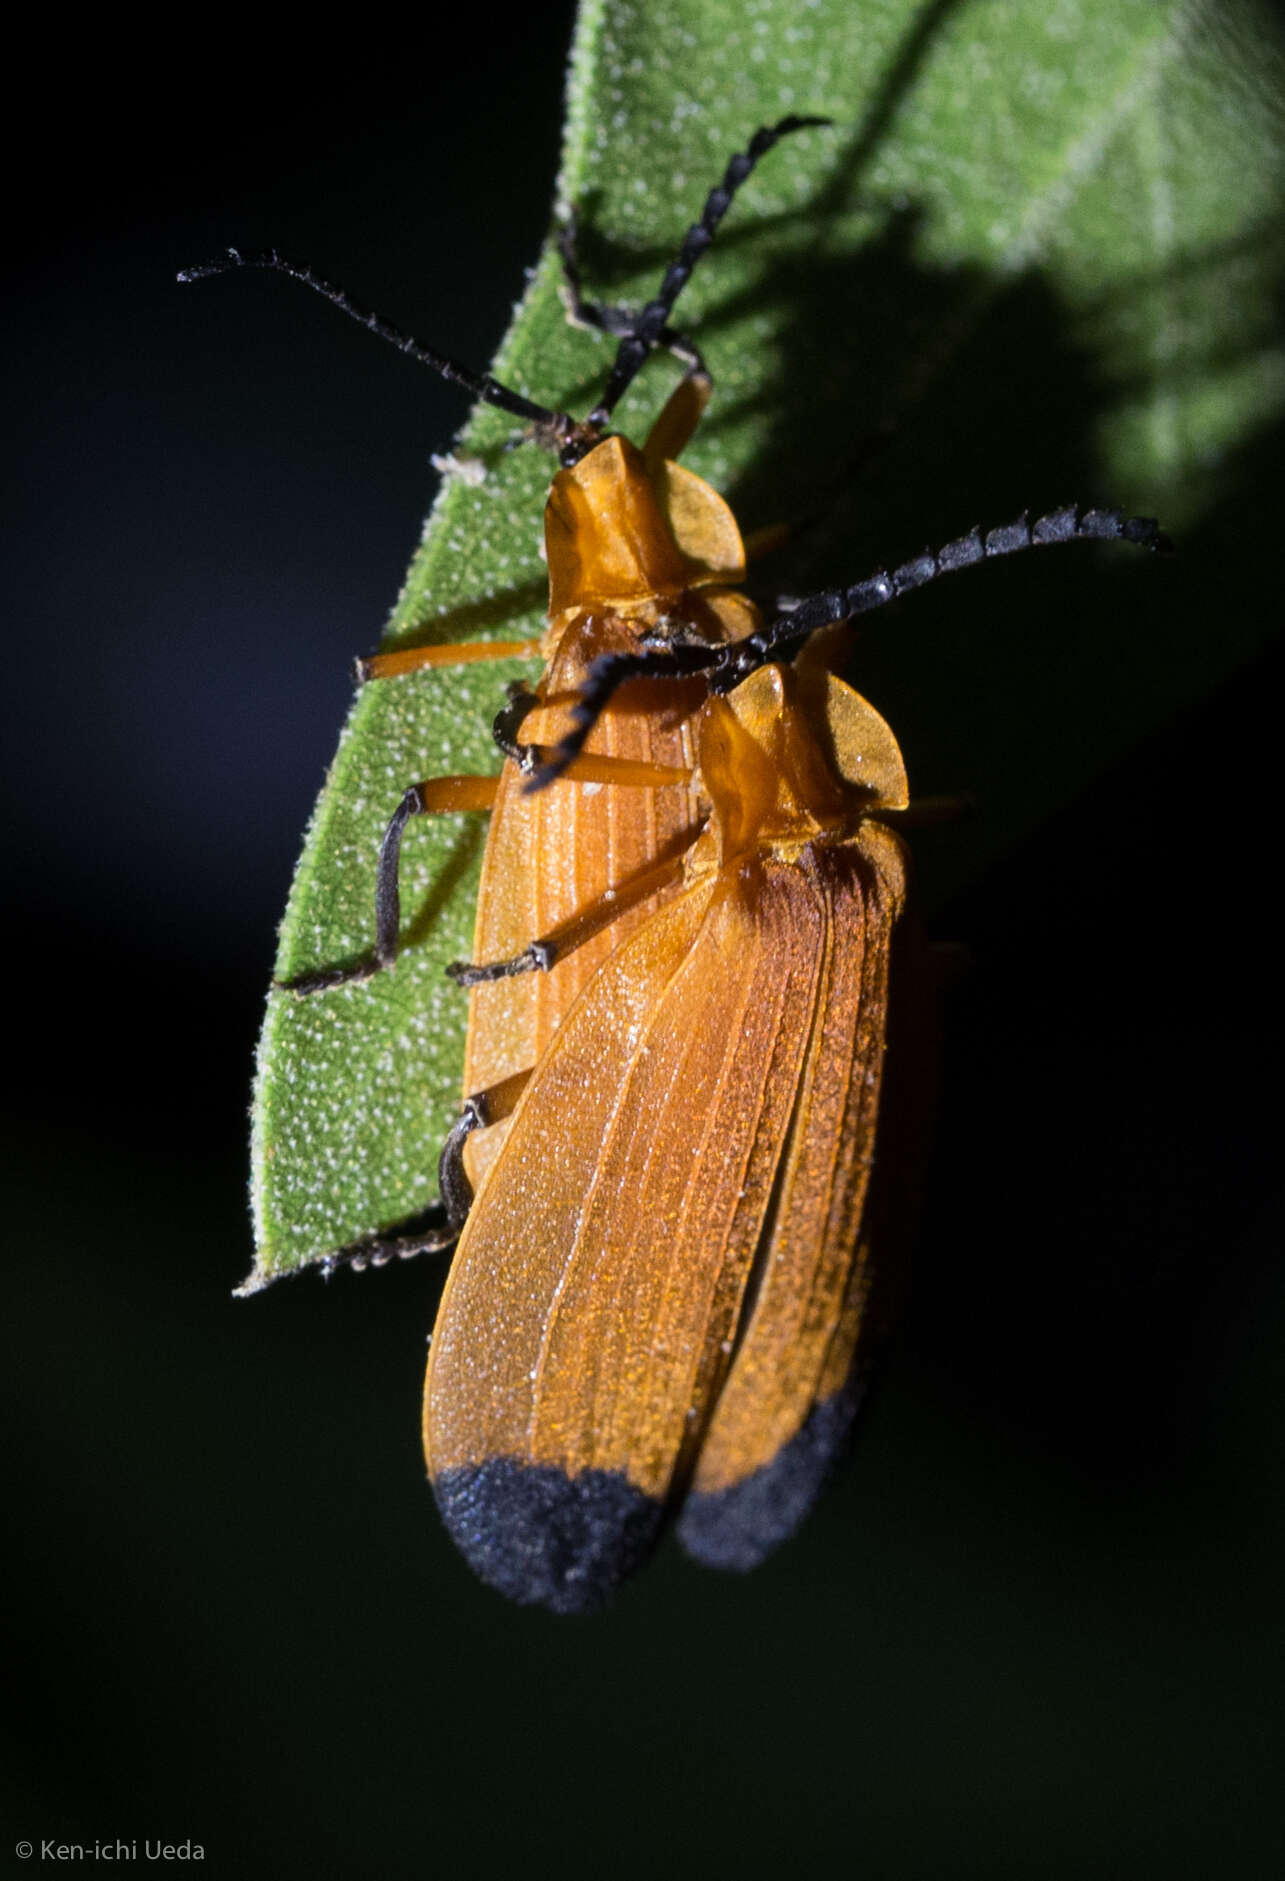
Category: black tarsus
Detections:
[
  {"x1": 491, "y1": 680, "x2": 542, "y2": 771},
  {"x1": 370, "y1": 784, "x2": 425, "y2": 966},
  {"x1": 316, "y1": 1091, "x2": 488, "y2": 1277},
  {"x1": 437, "y1": 1096, "x2": 486, "y2": 1231},
  {"x1": 319, "y1": 1203, "x2": 457, "y2": 1279},
  {"x1": 586, "y1": 115, "x2": 832, "y2": 428},
  {"x1": 177, "y1": 248, "x2": 575, "y2": 439},
  {"x1": 529, "y1": 504, "x2": 1173, "y2": 787},
  {"x1": 278, "y1": 782, "x2": 425, "y2": 995},
  {"x1": 446, "y1": 938, "x2": 557, "y2": 988}
]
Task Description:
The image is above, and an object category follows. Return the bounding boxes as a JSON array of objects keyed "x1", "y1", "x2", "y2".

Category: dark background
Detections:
[{"x1": 5, "y1": 6, "x2": 1283, "y2": 1876}]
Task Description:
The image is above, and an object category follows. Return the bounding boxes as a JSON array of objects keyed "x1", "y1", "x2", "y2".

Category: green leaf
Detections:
[{"x1": 248, "y1": 0, "x2": 1285, "y2": 1287}]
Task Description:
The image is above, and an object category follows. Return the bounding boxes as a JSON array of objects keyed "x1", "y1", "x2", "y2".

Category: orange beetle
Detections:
[
  {"x1": 187, "y1": 124, "x2": 1168, "y2": 1609},
  {"x1": 420, "y1": 490, "x2": 1168, "y2": 1611}
]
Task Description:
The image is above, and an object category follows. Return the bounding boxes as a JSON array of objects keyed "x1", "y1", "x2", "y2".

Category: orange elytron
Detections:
[{"x1": 186, "y1": 122, "x2": 1169, "y2": 1611}]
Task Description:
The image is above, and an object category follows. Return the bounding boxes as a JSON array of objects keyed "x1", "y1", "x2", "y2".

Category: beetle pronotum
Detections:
[{"x1": 186, "y1": 123, "x2": 1168, "y2": 1610}]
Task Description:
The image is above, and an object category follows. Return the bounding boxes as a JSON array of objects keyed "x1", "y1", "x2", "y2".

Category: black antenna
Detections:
[
  {"x1": 529, "y1": 504, "x2": 1173, "y2": 787},
  {"x1": 587, "y1": 114, "x2": 832, "y2": 426},
  {"x1": 180, "y1": 120, "x2": 831, "y2": 453},
  {"x1": 177, "y1": 248, "x2": 575, "y2": 438}
]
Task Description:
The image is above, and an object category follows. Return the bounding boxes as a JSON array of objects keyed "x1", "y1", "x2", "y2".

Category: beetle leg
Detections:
[
  {"x1": 526, "y1": 644, "x2": 721, "y2": 790},
  {"x1": 740, "y1": 520, "x2": 793, "y2": 564},
  {"x1": 436, "y1": 1069, "x2": 533, "y2": 1229},
  {"x1": 496, "y1": 682, "x2": 693, "y2": 788},
  {"x1": 303, "y1": 1073, "x2": 534, "y2": 1280},
  {"x1": 280, "y1": 774, "x2": 500, "y2": 995},
  {"x1": 316, "y1": 1205, "x2": 459, "y2": 1279},
  {"x1": 491, "y1": 681, "x2": 542, "y2": 767},
  {"x1": 640, "y1": 368, "x2": 714, "y2": 469},
  {"x1": 447, "y1": 847, "x2": 691, "y2": 986},
  {"x1": 880, "y1": 793, "x2": 976, "y2": 828},
  {"x1": 357, "y1": 637, "x2": 542, "y2": 684}
]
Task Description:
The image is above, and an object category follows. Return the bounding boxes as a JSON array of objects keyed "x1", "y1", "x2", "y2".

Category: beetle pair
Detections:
[{"x1": 188, "y1": 119, "x2": 1166, "y2": 1611}]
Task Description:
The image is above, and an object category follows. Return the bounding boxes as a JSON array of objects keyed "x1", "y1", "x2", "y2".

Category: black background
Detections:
[{"x1": 5, "y1": 6, "x2": 1284, "y2": 1876}]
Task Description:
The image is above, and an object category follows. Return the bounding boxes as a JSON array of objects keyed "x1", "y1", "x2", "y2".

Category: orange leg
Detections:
[
  {"x1": 282, "y1": 742, "x2": 694, "y2": 998},
  {"x1": 741, "y1": 521, "x2": 793, "y2": 563},
  {"x1": 881, "y1": 793, "x2": 976, "y2": 829},
  {"x1": 449, "y1": 845, "x2": 692, "y2": 988},
  {"x1": 281, "y1": 772, "x2": 500, "y2": 995},
  {"x1": 357, "y1": 638, "x2": 542, "y2": 684},
  {"x1": 641, "y1": 370, "x2": 714, "y2": 472}
]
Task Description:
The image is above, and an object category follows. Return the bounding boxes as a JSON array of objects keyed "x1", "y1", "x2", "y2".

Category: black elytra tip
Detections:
[
  {"x1": 675, "y1": 1384, "x2": 867, "y2": 1572},
  {"x1": 432, "y1": 1460, "x2": 662, "y2": 1614}
]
